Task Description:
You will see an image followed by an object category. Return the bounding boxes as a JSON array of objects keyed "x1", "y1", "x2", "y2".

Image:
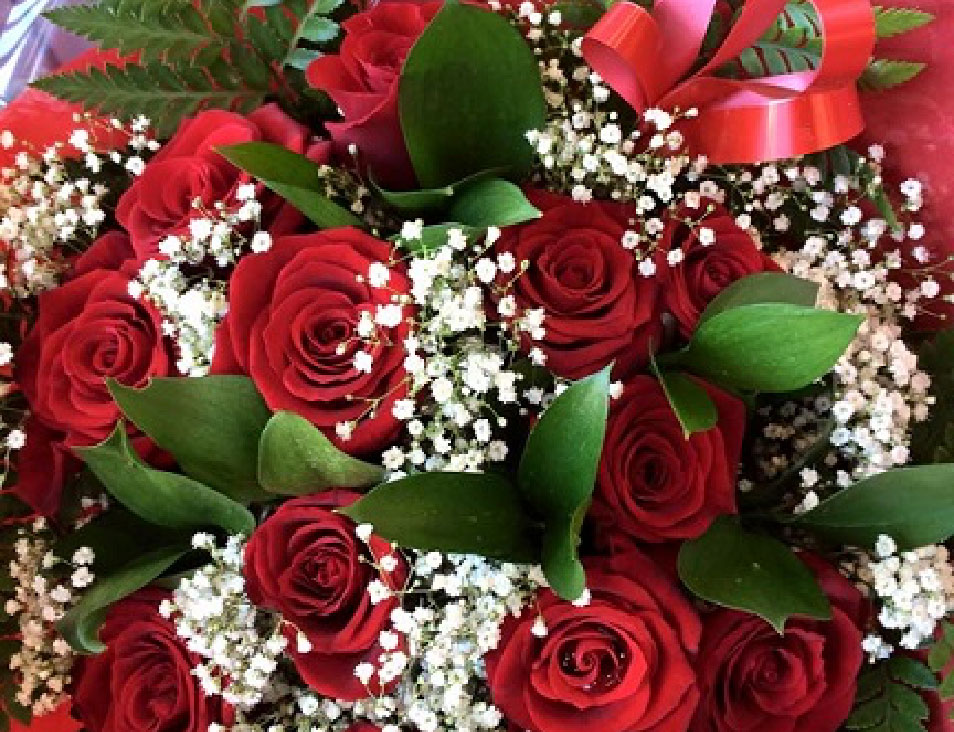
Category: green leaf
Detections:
[
  {"x1": 667, "y1": 303, "x2": 863, "y2": 393},
  {"x1": 44, "y1": 2, "x2": 226, "y2": 64},
  {"x1": 874, "y1": 6, "x2": 934, "y2": 39},
  {"x1": 341, "y1": 472, "x2": 539, "y2": 562},
  {"x1": 551, "y1": 0, "x2": 605, "y2": 28},
  {"x1": 860, "y1": 59, "x2": 927, "y2": 92},
  {"x1": 698, "y1": 272, "x2": 819, "y2": 325},
  {"x1": 888, "y1": 683, "x2": 930, "y2": 720},
  {"x1": 911, "y1": 330, "x2": 954, "y2": 464},
  {"x1": 2, "y1": 685, "x2": 30, "y2": 726},
  {"x1": 928, "y1": 633, "x2": 953, "y2": 673},
  {"x1": 941, "y1": 670, "x2": 954, "y2": 699},
  {"x1": 792, "y1": 464, "x2": 954, "y2": 550},
  {"x1": 446, "y1": 178, "x2": 541, "y2": 228},
  {"x1": 721, "y1": 1, "x2": 822, "y2": 78},
  {"x1": 0, "y1": 493, "x2": 32, "y2": 521},
  {"x1": 258, "y1": 411, "x2": 384, "y2": 495},
  {"x1": 76, "y1": 424, "x2": 256, "y2": 536},
  {"x1": 677, "y1": 517, "x2": 831, "y2": 633},
  {"x1": 889, "y1": 656, "x2": 939, "y2": 690},
  {"x1": 48, "y1": 508, "x2": 189, "y2": 577},
  {"x1": 519, "y1": 366, "x2": 610, "y2": 600},
  {"x1": 58, "y1": 545, "x2": 188, "y2": 654},
  {"x1": 217, "y1": 142, "x2": 364, "y2": 228},
  {"x1": 299, "y1": 15, "x2": 339, "y2": 43},
  {"x1": 655, "y1": 370, "x2": 718, "y2": 438},
  {"x1": 398, "y1": 1, "x2": 546, "y2": 188},
  {"x1": 108, "y1": 376, "x2": 272, "y2": 503},
  {"x1": 33, "y1": 56, "x2": 272, "y2": 138}
]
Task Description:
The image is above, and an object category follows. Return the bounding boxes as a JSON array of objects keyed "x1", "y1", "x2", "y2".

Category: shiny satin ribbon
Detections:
[{"x1": 581, "y1": 0, "x2": 876, "y2": 164}]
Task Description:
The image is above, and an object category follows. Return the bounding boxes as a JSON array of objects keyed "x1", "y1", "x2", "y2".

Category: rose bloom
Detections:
[
  {"x1": 243, "y1": 492, "x2": 408, "y2": 700},
  {"x1": 492, "y1": 190, "x2": 662, "y2": 378},
  {"x1": 691, "y1": 554, "x2": 867, "y2": 732},
  {"x1": 71, "y1": 588, "x2": 233, "y2": 732},
  {"x1": 486, "y1": 546, "x2": 700, "y2": 732},
  {"x1": 116, "y1": 104, "x2": 328, "y2": 259},
  {"x1": 655, "y1": 200, "x2": 778, "y2": 337},
  {"x1": 211, "y1": 227, "x2": 410, "y2": 455},
  {"x1": 16, "y1": 232, "x2": 172, "y2": 444},
  {"x1": 591, "y1": 375, "x2": 744, "y2": 542},
  {"x1": 306, "y1": 0, "x2": 442, "y2": 189}
]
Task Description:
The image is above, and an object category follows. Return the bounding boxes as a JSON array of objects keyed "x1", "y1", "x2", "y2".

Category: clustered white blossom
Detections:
[
  {"x1": 0, "y1": 116, "x2": 154, "y2": 297},
  {"x1": 368, "y1": 224, "x2": 549, "y2": 475},
  {"x1": 163, "y1": 533, "x2": 287, "y2": 710},
  {"x1": 132, "y1": 187, "x2": 266, "y2": 376},
  {"x1": 857, "y1": 535, "x2": 954, "y2": 661},
  {"x1": 7, "y1": 519, "x2": 93, "y2": 715}
]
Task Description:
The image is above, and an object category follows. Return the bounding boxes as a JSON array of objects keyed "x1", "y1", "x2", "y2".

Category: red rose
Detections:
[
  {"x1": 486, "y1": 547, "x2": 701, "y2": 732},
  {"x1": 492, "y1": 191, "x2": 662, "y2": 379},
  {"x1": 211, "y1": 228, "x2": 410, "y2": 455},
  {"x1": 116, "y1": 104, "x2": 328, "y2": 259},
  {"x1": 306, "y1": 1, "x2": 442, "y2": 189},
  {"x1": 11, "y1": 417, "x2": 77, "y2": 517},
  {"x1": 16, "y1": 253, "x2": 172, "y2": 448},
  {"x1": 243, "y1": 492, "x2": 407, "y2": 699},
  {"x1": 691, "y1": 554, "x2": 867, "y2": 732},
  {"x1": 71, "y1": 588, "x2": 233, "y2": 732},
  {"x1": 655, "y1": 201, "x2": 778, "y2": 337},
  {"x1": 591, "y1": 375, "x2": 744, "y2": 542}
]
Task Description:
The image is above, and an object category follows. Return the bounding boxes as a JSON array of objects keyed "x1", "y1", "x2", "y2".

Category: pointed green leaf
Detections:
[
  {"x1": 667, "y1": 303, "x2": 863, "y2": 393},
  {"x1": 889, "y1": 656, "x2": 939, "y2": 690},
  {"x1": 108, "y1": 376, "x2": 272, "y2": 503},
  {"x1": 699, "y1": 272, "x2": 820, "y2": 325},
  {"x1": 792, "y1": 464, "x2": 954, "y2": 550},
  {"x1": 656, "y1": 370, "x2": 718, "y2": 438},
  {"x1": 217, "y1": 142, "x2": 364, "y2": 228},
  {"x1": 860, "y1": 59, "x2": 926, "y2": 92},
  {"x1": 341, "y1": 472, "x2": 539, "y2": 562},
  {"x1": 874, "y1": 6, "x2": 934, "y2": 39},
  {"x1": 398, "y1": 1, "x2": 546, "y2": 188},
  {"x1": 76, "y1": 424, "x2": 255, "y2": 536},
  {"x1": 678, "y1": 517, "x2": 831, "y2": 632},
  {"x1": 447, "y1": 178, "x2": 541, "y2": 228},
  {"x1": 58, "y1": 545, "x2": 188, "y2": 654},
  {"x1": 258, "y1": 411, "x2": 384, "y2": 495}
]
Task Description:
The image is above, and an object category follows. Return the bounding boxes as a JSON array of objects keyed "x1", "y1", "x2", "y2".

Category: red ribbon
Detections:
[{"x1": 581, "y1": 0, "x2": 876, "y2": 163}]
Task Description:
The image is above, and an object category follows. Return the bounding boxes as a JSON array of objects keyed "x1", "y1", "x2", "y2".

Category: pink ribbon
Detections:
[{"x1": 581, "y1": 0, "x2": 876, "y2": 163}]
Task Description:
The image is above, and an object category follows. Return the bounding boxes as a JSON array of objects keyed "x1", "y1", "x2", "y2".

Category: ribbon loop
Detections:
[{"x1": 582, "y1": 0, "x2": 876, "y2": 164}]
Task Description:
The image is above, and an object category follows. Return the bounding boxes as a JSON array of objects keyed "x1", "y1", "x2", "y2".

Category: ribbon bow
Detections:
[{"x1": 581, "y1": 0, "x2": 876, "y2": 163}]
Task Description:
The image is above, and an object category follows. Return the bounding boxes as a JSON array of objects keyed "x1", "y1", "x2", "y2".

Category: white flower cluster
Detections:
[
  {"x1": 857, "y1": 535, "x2": 954, "y2": 660},
  {"x1": 7, "y1": 519, "x2": 93, "y2": 715},
  {"x1": 132, "y1": 186, "x2": 267, "y2": 376},
  {"x1": 372, "y1": 224, "x2": 546, "y2": 475},
  {"x1": 346, "y1": 549, "x2": 543, "y2": 732},
  {"x1": 0, "y1": 116, "x2": 154, "y2": 297},
  {"x1": 768, "y1": 160, "x2": 934, "y2": 479},
  {"x1": 165, "y1": 534, "x2": 286, "y2": 710}
]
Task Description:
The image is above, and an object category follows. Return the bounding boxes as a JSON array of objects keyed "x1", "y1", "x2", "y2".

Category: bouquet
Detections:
[{"x1": 0, "y1": 0, "x2": 953, "y2": 730}]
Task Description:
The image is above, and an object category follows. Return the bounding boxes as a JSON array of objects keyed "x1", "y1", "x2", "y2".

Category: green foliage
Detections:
[
  {"x1": 727, "y1": 0, "x2": 822, "y2": 78},
  {"x1": 663, "y1": 303, "x2": 863, "y2": 393},
  {"x1": 37, "y1": 0, "x2": 343, "y2": 137},
  {"x1": 861, "y1": 59, "x2": 927, "y2": 92},
  {"x1": 874, "y1": 6, "x2": 934, "y2": 39},
  {"x1": 258, "y1": 411, "x2": 384, "y2": 495},
  {"x1": 446, "y1": 179, "x2": 541, "y2": 228},
  {"x1": 341, "y1": 472, "x2": 541, "y2": 562},
  {"x1": 846, "y1": 656, "x2": 937, "y2": 732},
  {"x1": 518, "y1": 366, "x2": 611, "y2": 600},
  {"x1": 912, "y1": 330, "x2": 954, "y2": 464},
  {"x1": 698, "y1": 272, "x2": 819, "y2": 324},
  {"x1": 345, "y1": 367, "x2": 612, "y2": 601},
  {"x1": 58, "y1": 545, "x2": 189, "y2": 654},
  {"x1": 398, "y1": 1, "x2": 546, "y2": 188},
  {"x1": 218, "y1": 142, "x2": 364, "y2": 228},
  {"x1": 928, "y1": 620, "x2": 954, "y2": 702},
  {"x1": 677, "y1": 517, "x2": 831, "y2": 632},
  {"x1": 791, "y1": 464, "x2": 954, "y2": 550},
  {"x1": 77, "y1": 423, "x2": 256, "y2": 536},
  {"x1": 108, "y1": 376, "x2": 273, "y2": 503},
  {"x1": 655, "y1": 370, "x2": 718, "y2": 438}
]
